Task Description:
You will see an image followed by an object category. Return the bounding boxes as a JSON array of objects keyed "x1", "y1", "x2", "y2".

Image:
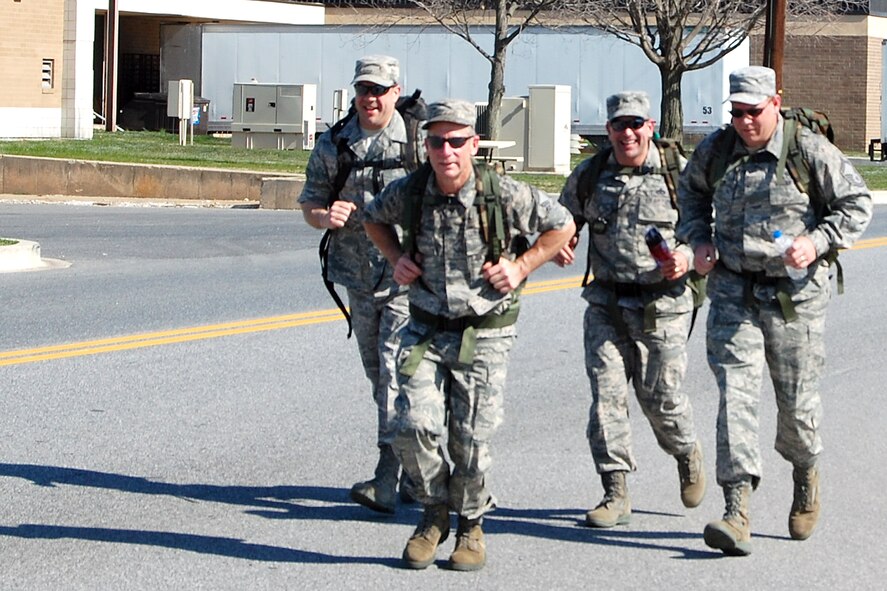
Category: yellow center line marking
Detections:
[{"x1": 1, "y1": 236, "x2": 883, "y2": 367}]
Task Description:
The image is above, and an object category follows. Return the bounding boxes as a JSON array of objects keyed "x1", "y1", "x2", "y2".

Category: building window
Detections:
[{"x1": 42, "y1": 59, "x2": 54, "y2": 93}]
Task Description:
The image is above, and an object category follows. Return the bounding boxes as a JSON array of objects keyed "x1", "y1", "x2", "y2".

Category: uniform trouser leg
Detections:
[
  {"x1": 706, "y1": 281, "x2": 767, "y2": 486},
  {"x1": 706, "y1": 269, "x2": 828, "y2": 486},
  {"x1": 447, "y1": 333, "x2": 510, "y2": 519},
  {"x1": 584, "y1": 303, "x2": 637, "y2": 473},
  {"x1": 585, "y1": 302, "x2": 697, "y2": 473},
  {"x1": 347, "y1": 288, "x2": 410, "y2": 445},
  {"x1": 393, "y1": 324, "x2": 509, "y2": 519},
  {"x1": 761, "y1": 282, "x2": 828, "y2": 469},
  {"x1": 630, "y1": 305, "x2": 698, "y2": 458}
]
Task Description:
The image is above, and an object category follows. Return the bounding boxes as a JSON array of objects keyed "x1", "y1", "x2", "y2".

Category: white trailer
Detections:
[{"x1": 196, "y1": 24, "x2": 748, "y2": 135}]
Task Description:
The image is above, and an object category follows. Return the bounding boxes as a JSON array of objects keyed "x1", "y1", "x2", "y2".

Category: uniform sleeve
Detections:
[
  {"x1": 801, "y1": 131, "x2": 873, "y2": 255},
  {"x1": 675, "y1": 133, "x2": 718, "y2": 249},
  {"x1": 503, "y1": 175, "x2": 572, "y2": 235},
  {"x1": 298, "y1": 131, "x2": 336, "y2": 206},
  {"x1": 362, "y1": 175, "x2": 409, "y2": 225}
]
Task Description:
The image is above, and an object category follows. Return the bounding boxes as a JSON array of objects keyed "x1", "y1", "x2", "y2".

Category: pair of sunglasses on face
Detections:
[
  {"x1": 729, "y1": 105, "x2": 767, "y2": 118},
  {"x1": 354, "y1": 83, "x2": 393, "y2": 97},
  {"x1": 610, "y1": 117, "x2": 647, "y2": 132},
  {"x1": 426, "y1": 136, "x2": 475, "y2": 150}
]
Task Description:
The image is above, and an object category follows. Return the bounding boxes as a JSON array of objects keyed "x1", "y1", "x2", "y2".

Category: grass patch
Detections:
[
  {"x1": 2, "y1": 131, "x2": 885, "y2": 193},
  {"x1": 1, "y1": 238, "x2": 20, "y2": 246},
  {"x1": 0, "y1": 130, "x2": 310, "y2": 174}
]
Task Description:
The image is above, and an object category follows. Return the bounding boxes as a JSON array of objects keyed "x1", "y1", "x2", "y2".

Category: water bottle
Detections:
[
  {"x1": 773, "y1": 230, "x2": 807, "y2": 280},
  {"x1": 644, "y1": 226, "x2": 671, "y2": 267}
]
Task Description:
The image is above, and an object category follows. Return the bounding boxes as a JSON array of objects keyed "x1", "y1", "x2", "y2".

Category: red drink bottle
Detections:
[{"x1": 644, "y1": 226, "x2": 670, "y2": 266}]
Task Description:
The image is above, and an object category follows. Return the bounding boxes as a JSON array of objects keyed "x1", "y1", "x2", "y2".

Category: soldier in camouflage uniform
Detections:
[
  {"x1": 555, "y1": 91, "x2": 705, "y2": 529},
  {"x1": 299, "y1": 55, "x2": 421, "y2": 514},
  {"x1": 676, "y1": 66, "x2": 872, "y2": 556},
  {"x1": 364, "y1": 99, "x2": 574, "y2": 571}
]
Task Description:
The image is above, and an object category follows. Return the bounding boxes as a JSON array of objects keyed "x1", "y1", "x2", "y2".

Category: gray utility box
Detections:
[{"x1": 231, "y1": 83, "x2": 317, "y2": 150}]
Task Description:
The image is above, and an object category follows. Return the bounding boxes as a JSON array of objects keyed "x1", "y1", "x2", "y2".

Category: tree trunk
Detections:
[
  {"x1": 659, "y1": 65, "x2": 684, "y2": 142},
  {"x1": 486, "y1": 0, "x2": 509, "y2": 140},
  {"x1": 487, "y1": 54, "x2": 506, "y2": 140}
]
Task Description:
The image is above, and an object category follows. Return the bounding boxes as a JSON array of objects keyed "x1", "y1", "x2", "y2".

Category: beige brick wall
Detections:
[
  {"x1": 0, "y1": 0, "x2": 65, "y2": 108},
  {"x1": 750, "y1": 33, "x2": 878, "y2": 151}
]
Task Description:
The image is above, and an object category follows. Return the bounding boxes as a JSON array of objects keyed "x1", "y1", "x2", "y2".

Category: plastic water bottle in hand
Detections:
[
  {"x1": 773, "y1": 230, "x2": 807, "y2": 281},
  {"x1": 644, "y1": 226, "x2": 671, "y2": 267}
]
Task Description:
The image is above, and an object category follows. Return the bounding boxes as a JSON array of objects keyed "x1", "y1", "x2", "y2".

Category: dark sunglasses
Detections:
[
  {"x1": 610, "y1": 117, "x2": 646, "y2": 132},
  {"x1": 354, "y1": 83, "x2": 392, "y2": 97},
  {"x1": 426, "y1": 135, "x2": 474, "y2": 149},
  {"x1": 730, "y1": 105, "x2": 766, "y2": 118}
]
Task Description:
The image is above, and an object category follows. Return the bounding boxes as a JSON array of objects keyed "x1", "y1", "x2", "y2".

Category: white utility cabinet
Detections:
[
  {"x1": 527, "y1": 85, "x2": 572, "y2": 174},
  {"x1": 231, "y1": 83, "x2": 316, "y2": 150}
]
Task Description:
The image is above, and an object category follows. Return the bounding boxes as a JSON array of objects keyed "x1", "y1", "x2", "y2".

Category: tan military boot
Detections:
[
  {"x1": 350, "y1": 445, "x2": 399, "y2": 514},
  {"x1": 676, "y1": 441, "x2": 706, "y2": 508},
  {"x1": 449, "y1": 517, "x2": 486, "y2": 571},
  {"x1": 403, "y1": 503, "x2": 450, "y2": 569},
  {"x1": 704, "y1": 480, "x2": 752, "y2": 556},
  {"x1": 789, "y1": 465, "x2": 820, "y2": 540},
  {"x1": 585, "y1": 471, "x2": 631, "y2": 528}
]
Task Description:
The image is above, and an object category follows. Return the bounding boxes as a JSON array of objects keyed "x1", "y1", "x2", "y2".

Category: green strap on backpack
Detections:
[{"x1": 399, "y1": 162, "x2": 522, "y2": 376}]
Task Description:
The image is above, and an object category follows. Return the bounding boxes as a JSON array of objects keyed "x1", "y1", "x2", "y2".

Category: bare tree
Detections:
[
  {"x1": 386, "y1": 0, "x2": 569, "y2": 140},
  {"x1": 573, "y1": 0, "x2": 868, "y2": 141}
]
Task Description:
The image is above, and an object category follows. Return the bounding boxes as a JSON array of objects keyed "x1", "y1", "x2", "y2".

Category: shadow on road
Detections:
[
  {"x1": 0, "y1": 524, "x2": 402, "y2": 565},
  {"x1": 0, "y1": 462, "x2": 719, "y2": 562},
  {"x1": 487, "y1": 507, "x2": 717, "y2": 559}
]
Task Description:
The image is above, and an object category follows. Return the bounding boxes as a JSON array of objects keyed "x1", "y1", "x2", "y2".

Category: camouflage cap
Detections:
[
  {"x1": 422, "y1": 99, "x2": 476, "y2": 129},
  {"x1": 351, "y1": 55, "x2": 400, "y2": 87},
  {"x1": 728, "y1": 66, "x2": 776, "y2": 105},
  {"x1": 606, "y1": 91, "x2": 650, "y2": 121}
]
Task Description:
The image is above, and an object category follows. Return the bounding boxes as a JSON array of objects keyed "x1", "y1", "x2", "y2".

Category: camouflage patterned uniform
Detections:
[
  {"x1": 560, "y1": 148, "x2": 699, "y2": 474},
  {"x1": 364, "y1": 169, "x2": 573, "y2": 519},
  {"x1": 299, "y1": 111, "x2": 413, "y2": 446},
  {"x1": 676, "y1": 120, "x2": 872, "y2": 487}
]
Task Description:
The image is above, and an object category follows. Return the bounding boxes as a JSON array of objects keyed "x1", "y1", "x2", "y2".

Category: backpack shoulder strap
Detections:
[
  {"x1": 706, "y1": 126, "x2": 738, "y2": 191},
  {"x1": 473, "y1": 162, "x2": 506, "y2": 263},
  {"x1": 576, "y1": 147, "x2": 611, "y2": 216},
  {"x1": 400, "y1": 162, "x2": 433, "y2": 260},
  {"x1": 653, "y1": 138, "x2": 684, "y2": 209},
  {"x1": 328, "y1": 110, "x2": 357, "y2": 206}
]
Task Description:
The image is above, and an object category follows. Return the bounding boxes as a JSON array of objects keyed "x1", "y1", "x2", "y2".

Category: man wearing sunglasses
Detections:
[
  {"x1": 364, "y1": 99, "x2": 574, "y2": 571},
  {"x1": 299, "y1": 55, "x2": 421, "y2": 516},
  {"x1": 554, "y1": 91, "x2": 705, "y2": 530},
  {"x1": 677, "y1": 66, "x2": 872, "y2": 556}
]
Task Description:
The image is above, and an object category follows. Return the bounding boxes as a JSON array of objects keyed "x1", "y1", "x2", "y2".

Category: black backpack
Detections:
[
  {"x1": 318, "y1": 89, "x2": 427, "y2": 337},
  {"x1": 327, "y1": 88, "x2": 427, "y2": 202}
]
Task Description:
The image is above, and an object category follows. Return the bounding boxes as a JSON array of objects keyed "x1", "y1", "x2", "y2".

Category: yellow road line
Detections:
[
  {"x1": 850, "y1": 236, "x2": 887, "y2": 250},
  {"x1": 2, "y1": 234, "x2": 884, "y2": 367},
  {"x1": 1, "y1": 275, "x2": 588, "y2": 366},
  {"x1": 0, "y1": 310, "x2": 344, "y2": 367}
]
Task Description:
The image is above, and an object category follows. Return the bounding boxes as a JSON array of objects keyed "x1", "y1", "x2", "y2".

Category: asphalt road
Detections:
[{"x1": 1, "y1": 202, "x2": 886, "y2": 589}]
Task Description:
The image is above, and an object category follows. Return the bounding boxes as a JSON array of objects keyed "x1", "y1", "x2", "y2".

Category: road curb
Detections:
[{"x1": 0, "y1": 238, "x2": 70, "y2": 273}]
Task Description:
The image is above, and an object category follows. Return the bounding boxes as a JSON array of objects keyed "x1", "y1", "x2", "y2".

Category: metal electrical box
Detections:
[
  {"x1": 231, "y1": 83, "x2": 317, "y2": 150},
  {"x1": 527, "y1": 85, "x2": 572, "y2": 174}
]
